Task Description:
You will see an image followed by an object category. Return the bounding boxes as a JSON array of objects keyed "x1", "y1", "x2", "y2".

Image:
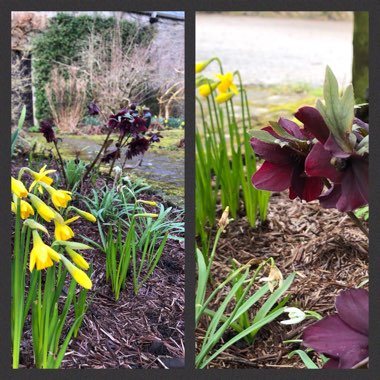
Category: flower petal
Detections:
[
  {"x1": 305, "y1": 142, "x2": 344, "y2": 183},
  {"x1": 303, "y1": 314, "x2": 368, "y2": 368},
  {"x1": 319, "y1": 184, "x2": 342, "y2": 209},
  {"x1": 290, "y1": 170, "x2": 324, "y2": 202},
  {"x1": 295, "y1": 106, "x2": 330, "y2": 143},
  {"x1": 252, "y1": 161, "x2": 294, "y2": 192},
  {"x1": 278, "y1": 117, "x2": 305, "y2": 140},
  {"x1": 250, "y1": 137, "x2": 293, "y2": 164},
  {"x1": 335, "y1": 289, "x2": 368, "y2": 336}
]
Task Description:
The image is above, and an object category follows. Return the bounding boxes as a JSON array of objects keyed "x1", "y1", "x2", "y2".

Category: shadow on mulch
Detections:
[
  {"x1": 12, "y1": 158, "x2": 185, "y2": 369},
  {"x1": 197, "y1": 192, "x2": 368, "y2": 369}
]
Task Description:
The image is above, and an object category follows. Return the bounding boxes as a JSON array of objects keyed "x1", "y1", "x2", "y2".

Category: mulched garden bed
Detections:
[
  {"x1": 197, "y1": 191, "x2": 368, "y2": 369},
  {"x1": 12, "y1": 158, "x2": 185, "y2": 369}
]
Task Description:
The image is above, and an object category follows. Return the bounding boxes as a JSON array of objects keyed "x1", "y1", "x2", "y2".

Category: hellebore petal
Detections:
[
  {"x1": 303, "y1": 288, "x2": 368, "y2": 369},
  {"x1": 250, "y1": 137, "x2": 293, "y2": 165},
  {"x1": 295, "y1": 106, "x2": 330, "y2": 143},
  {"x1": 303, "y1": 314, "x2": 368, "y2": 368},
  {"x1": 278, "y1": 117, "x2": 306, "y2": 140},
  {"x1": 252, "y1": 161, "x2": 294, "y2": 192},
  {"x1": 289, "y1": 167, "x2": 324, "y2": 202},
  {"x1": 336, "y1": 289, "x2": 368, "y2": 336},
  {"x1": 305, "y1": 142, "x2": 344, "y2": 183},
  {"x1": 324, "y1": 134, "x2": 352, "y2": 158},
  {"x1": 319, "y1": 184, "x2": 342, "y2": 209}
]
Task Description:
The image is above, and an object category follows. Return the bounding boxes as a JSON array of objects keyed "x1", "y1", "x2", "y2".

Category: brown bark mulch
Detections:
[
  {"x1": 197, "y1": 191, "x2": 368, "y2": 369},
  {"x1": 12, "y1": 158, "x2": 185, "y2": 369}
]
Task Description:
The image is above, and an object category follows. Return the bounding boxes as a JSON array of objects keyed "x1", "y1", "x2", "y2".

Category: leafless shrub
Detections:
[
  {"x1": 45, "y1": 66, "x2": 87, "y2": 133},
  {"x1": 79, "y1": 21, "x2": 156, "y2": 114},
  {"x1": 11, "y1": 51, "x2": 32, "y2": 126}
]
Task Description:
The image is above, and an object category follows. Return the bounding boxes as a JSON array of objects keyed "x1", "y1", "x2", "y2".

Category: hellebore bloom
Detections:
[
  {"x1": 303, "y1": 288, "x2": 368, "y2": 368},
  {"x1": 214, "y1": 72, "x2": 239, "y2": 94},
  {"x1": 28, "y1": 193, "x2": 56, "y2": 222},
  {"x1": 125, "y1": 136, "x2": 150, "y2": 160},
  {"x1": 251, "y1": 118, "x2": 324, "y2": 202},
  {"x1": 39, "y1": 120, "x2": 57, "y2": 143},
  {"x1": 11, "y1": 177, "x2": 28, "y2": 198},
  {"x1": 87, "y1": 102, "x2": 100, "y2": 116},
  {"x1": 30, "y1": 230, "x2": 60, "y2": 271},
  {"x1": 11, "y1": 200, "x2": 34, "y2": 219},
  {"x1": 296, "y1": 106, "x2": 369, "y2": 212},
  {"x1": 132, "y1": 117, "x2": 148, "y2": 134},
  {"x1": 108, "y1": 109, "x2": 134, "y2": 134}
]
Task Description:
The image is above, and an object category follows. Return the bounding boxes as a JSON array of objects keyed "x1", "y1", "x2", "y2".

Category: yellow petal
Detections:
[
  {"x1": 11, "y1": 177, "x2": 28, "y2": 198},
  {"x1": 65, "y1": 216, "x2": 80, "y2": 225},
  {"x1": 66, "y1": 247, "x2": 89, "y2": 270},
  {"x1": 216, "y1": 92, "x2": 235, "y2": 104}
]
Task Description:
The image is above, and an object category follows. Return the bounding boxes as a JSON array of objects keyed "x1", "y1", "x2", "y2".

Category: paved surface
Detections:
[{"x1": 196, "y1": 14, "x2": 353, "y2": 86}]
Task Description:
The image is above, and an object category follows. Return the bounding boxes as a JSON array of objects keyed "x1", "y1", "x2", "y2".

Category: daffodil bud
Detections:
[
  {"x1": 23, "y1": 219, "x2": 49, "y2": 236},
  {"x1": 11, "y1": 177, "x2": 28, "y2": 198},
  {"x1": 59, "y1": 254, "x2": 92, "y2": 289},
  {"x1": 195, "y1": 58, "x2": 213, "y2": 73},
  {"x1": 136, "y1": 200, "x2": 158, "y2": 207},
  {"x1": 28, "y1": 193, "x2": 56, "y2": 222},
  {"x1": 216, "y1": 92, "x2": 235, "y2": 104},
  {"x1": 66, "y1": 247, "x2": 89, "y2": 270}
]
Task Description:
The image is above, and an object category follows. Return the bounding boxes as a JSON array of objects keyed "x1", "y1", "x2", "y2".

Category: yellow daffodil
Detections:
[
  {"x1": 53, "y1": 215, "x2": 79, "y2": 241},
  {"x1": 195, "y1": 58, "x2": 213, "y2": 73},
  {"x1": 69, "y1": 207, "x2": 97, "y2": 222},
  {"x1": 214, "y1": 72, "x2": 239, "y2": 94},
  {"x1": 198, "y1": 82, "x2": 219, "y2": 97},
  {"x1": 215, "y1": 92, "x2": 236, "y2": 104},
  {"x1": 28, "y1": 165, "x2": 56, "y2": 192},
  {"x1": 136, "y1": 200, "x2": 158, "y2": 207},
  {"x1": 65, "y1": 247, "x2": 89, "y2": 270},
  {"x1": 30, "y1": 230, "x2": 60, "y2": 271},
  {"x1": 43, "y1": 185, "x2": 72, "y2": 209},
  {"x1": 11, "y1": 177, "x2": 28, "y2": 198},
  {"x1": 60, "y1": 254, "x2": 92, "y2": 289},
  {"x1": 28, "y1": 193, "x2": 56, "y2": 222},
  {"x1": 11, "y1": 200, "x2": 34, "y2": 219}
]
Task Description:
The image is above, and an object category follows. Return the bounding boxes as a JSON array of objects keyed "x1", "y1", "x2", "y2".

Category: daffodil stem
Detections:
[{"x1": 53, "y1": 140, "x2": 68, "y2": 189}]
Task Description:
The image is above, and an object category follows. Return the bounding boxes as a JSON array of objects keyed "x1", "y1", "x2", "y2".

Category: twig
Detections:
[{"x1": 347, "y1": 211, "x2": 369, "y2": 238}]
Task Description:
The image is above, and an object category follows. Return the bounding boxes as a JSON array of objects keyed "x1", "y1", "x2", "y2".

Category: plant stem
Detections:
[
  {"x1": 347, "y1": 211, "x2": 369, "y2": 237},
  {"x1": 82, "y1": 129, "x2": 112, "y2": 182},
  {"x1": 53, "y1": 140, "x2": 68, "y2": 188}
]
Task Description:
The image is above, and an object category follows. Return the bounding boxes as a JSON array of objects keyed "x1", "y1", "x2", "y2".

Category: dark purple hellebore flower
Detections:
[
  {"x1": 125, "y1": 136, "x2": 150, "y2": 159},
  {"x1": 132, "y1": 117, "x2": 148, "y2": 134},
  {"x1": 87, "y1": 102, "x2": 100, "y2": 116},
  {"x1": 39, "y1": 120, "x2": 57, "y2": 143},
  {"x1": 108, "y1": 110, "x2": 134, "y2": 137},
  {"x1": 296, "y1": 107, "x2": 369, "y2": 212},
  {"x1": 303, "y1": 288, "x2": 368, "y2": 369},
  {"x1": 251, "y1": 118, "x2": 324, "y2": 202}
]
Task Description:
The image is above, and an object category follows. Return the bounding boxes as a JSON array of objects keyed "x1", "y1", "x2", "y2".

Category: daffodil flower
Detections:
[
  {"x1": 69, "y1": 207, "x2": 97, "y2": 222},
  {"x1": 214, "y1": 72, "x2": 239, "y2": 94},
  {"x1": 28, "y1": 193, "x2": 56, "y2": 222},
  {"x1": 28, "y1": 165, "x2": 56, "y2": 193},
  {"x1": 65, "y1": 247, "x2": 89, "y2": 270},
  {"x1": 59, "y1": 254, "x2": 92, "y2": 289},
  {"x1": 198, "y1": 82, "x2": 219, "y2": 97},
  {"x1": 53, "y1": 215, "x2": 79, "y2": 241},
  {"x1": 136, "y1": 199, "x2": 158, "y2": 207},
  {"x1": 195, "y1": 58, "x2": 213, "y2": 73},
  {"x1": 11, "y1": 200, "x2": 34, "y2": 219},
  {"x1": 215, "y1": 92, "x2": 236, "y2": 104},
  {"x1": 30, "y1": 230, "x2": 60, "y2": 271},
  {"x1": 280, "y1": 307, "x2": 306, "y2": 325},
  {"x1": 11, "y1": 177, "x2": 28, "y2": 198},
  {"x1": 39, "y1": 183, "x2": 72, "y2": 209}
]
